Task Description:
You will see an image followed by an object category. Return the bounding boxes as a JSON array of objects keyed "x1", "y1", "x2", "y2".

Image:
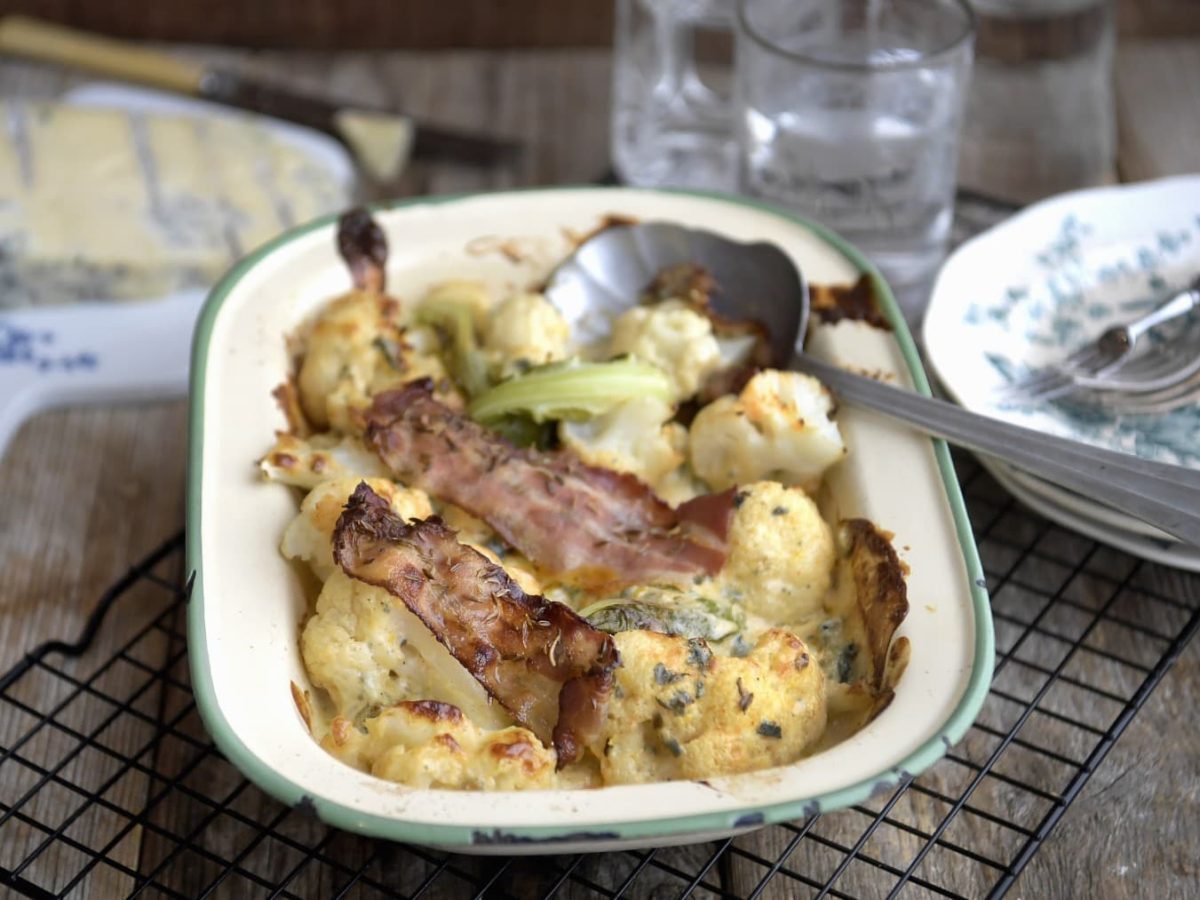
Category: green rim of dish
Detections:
[{"x1": 186, "y1": 186, "x2": 994, "y2": 847}]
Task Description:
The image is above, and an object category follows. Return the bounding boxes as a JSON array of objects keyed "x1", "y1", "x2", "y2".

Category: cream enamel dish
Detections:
[{"x1": 187, "y1": 187, "x2": 993, "y2": 853}]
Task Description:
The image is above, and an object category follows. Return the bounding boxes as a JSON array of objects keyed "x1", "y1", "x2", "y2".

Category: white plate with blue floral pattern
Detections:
[{"x1": 923, "y1": 176, "x2": 1200, "y2": 560}]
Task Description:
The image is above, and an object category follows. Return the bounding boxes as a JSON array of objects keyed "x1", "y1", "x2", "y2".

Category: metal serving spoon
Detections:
[{"x1": 546, "y1": 221, "x2": 1200, "y2": 547}]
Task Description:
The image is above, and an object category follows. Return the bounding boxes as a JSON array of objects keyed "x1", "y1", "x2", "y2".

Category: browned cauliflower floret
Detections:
[
  {"x1": 483, "y1": 292, "x2": 571, "y2": 379},
  {"x1": 558, "y1": 396, "x2": 689, "y2": 497},
  {"x1": 689, "y1": 369, "x2": 846, "y2": 492},
  {"x1": 281, "y1": 477, "x2": 432, "y2": 582},
  {"x1": 300, "y1": 571, "x2": 512, "y2": 728},
  {"x1": 419, "y1": 280, "x2": 495, "y2": 333},
  {"x1": 717, "y1": 481, "x2": 835, "y2": 625},
  {"x1": 598, "y1": 629, "x2": 825, "y2": 785},
  {"x1": 297, "y1": 290, "x2": 396, "y2": 431},
  {"x1": 261, "y1": 432, "x2": 389, "y2": 489},
  {"x1": 297, "y1": 289, "x2": 452, "y2": 433},
  {"x1": 609, "y1": 300, "x2": 722, "y2": 402},
  {"x1": 323, "y1": 700, "x2": 557, "y2": 790}
]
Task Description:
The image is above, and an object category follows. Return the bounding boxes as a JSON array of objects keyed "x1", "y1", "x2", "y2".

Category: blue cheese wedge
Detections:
[{"x1": 0, "y1": 101, "x2": 350, "y2": 307}]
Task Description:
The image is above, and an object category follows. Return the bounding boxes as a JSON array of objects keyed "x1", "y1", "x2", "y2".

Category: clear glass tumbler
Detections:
[
  {"x1": 734, "y1": 0, "x2": 976, "y2": 288},
  {"x1": 958, "y1": 0, "x2": 1115, "y2": 203},
  {"x1": 611, "y1": 0, "x2": 738, "y2": 191}
]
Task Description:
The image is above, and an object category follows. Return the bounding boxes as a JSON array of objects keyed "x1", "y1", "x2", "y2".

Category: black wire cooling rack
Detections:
[{"x1": 1, "y1": 451, "x2": 1197, "y2": 899}]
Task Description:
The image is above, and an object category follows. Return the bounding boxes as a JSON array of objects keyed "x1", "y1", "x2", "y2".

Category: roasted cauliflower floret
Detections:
[
  {"x1": 559, "y1": 396, "x2": 687, "y2": 491},
  {"x1": 281, "y1": 477, "x2": 433, "y2": 582},
  {"x1": 688, "y1": 369, "x2": 846, "y2": 492},
  {"x1": 323, "y1": 700, "x2": 557, "y2": 790},
  {"x1": 297, "y1": 289, "x2": 453, "y2": 434},
  {"x1": 419, "y1": 279, "x2": 495, "y2": 333},
  {"x1": 261, "y1": 432, "x2": 389, "y2": 489},
  {"x1": 297, "y1": 289, "x2": 397, "y2": 431},
  {"x1": 609, "y1": 300, "x2": 722, "y2": 401},
  {"x1": 400, "y1": 323, "x2": 459, "y2": 386},
  {"x1": 300, "y1": 571, "x2": 418, "y2": 720},
  {"x1": 301, "y1": 571, "x2": 511, "y2": 727},
  {"x1": 719, "y1": 481, "x2": 835, "y2": 624},
  {"x1": 484, "y1": 292, "x2": 571, "y2": 378},
  {"x1": 598, "y1": 629, "x2": 825, "y2": 784}
]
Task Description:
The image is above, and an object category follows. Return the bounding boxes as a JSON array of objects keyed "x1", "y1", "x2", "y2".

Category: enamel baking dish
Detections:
[{"x1": 187, "y1": 187, "x2": 993, "y2": 853}]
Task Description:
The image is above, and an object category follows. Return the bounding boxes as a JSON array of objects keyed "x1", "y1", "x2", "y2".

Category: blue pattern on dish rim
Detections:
[
  {"x1": 0, "y1": 321, "x2": 99, "y2": 372},
  {"x1": 959, "y1": 211, "x2": 1200, "y2": 469}
]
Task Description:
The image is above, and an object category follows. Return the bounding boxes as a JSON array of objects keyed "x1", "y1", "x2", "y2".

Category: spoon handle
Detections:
[{"x1": 795, "y1": 356, "x2": 1200, "y2": 547}]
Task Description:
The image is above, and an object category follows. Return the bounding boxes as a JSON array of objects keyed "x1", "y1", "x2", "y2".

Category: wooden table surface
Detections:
[{"x1": 1, "y1": 40, "x2": 1198, "y2": 899}]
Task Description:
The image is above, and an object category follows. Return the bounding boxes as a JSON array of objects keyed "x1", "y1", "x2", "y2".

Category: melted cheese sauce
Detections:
[{"x1": 271, "y1": 270, "x2": 903, "y2": 790}]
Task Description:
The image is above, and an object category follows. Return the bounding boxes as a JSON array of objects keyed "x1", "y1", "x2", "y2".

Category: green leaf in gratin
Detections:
[
  {"x1": 579, "y1": 599, "x2": 739, "y2": 641},
  {"x1": 467, "y1": 357, "x2": 674, "y2": 426}
]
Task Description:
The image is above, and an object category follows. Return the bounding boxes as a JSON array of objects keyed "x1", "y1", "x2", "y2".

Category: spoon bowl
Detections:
[{"x1": 546, "y1": 221, "x2": 808, "y2": 366}]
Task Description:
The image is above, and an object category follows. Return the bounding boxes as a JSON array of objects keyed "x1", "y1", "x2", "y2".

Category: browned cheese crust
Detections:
[
  {"x1": 362, "y1": 380, "x2": 735, "y2": 590},
  {"x1": 811, "y1": 276, "x2": 891, "y2": 330},
  {"x1": 839, "y1": 518, "x2": 911, "y2": 697},
  {"x1": 332, "y1": 483, "x2": 620, "y2": 767},
  {"x1": 289, "y1": 681, "x2": 313, "y2": 734},
  {"x1": 272, "y1": 381, "x2": 311, "y2": 437}
]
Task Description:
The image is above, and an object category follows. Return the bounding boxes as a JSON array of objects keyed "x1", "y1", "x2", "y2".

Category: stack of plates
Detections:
[{"x1": 924, "y1": 176, "x2": 1200, "y2": 571}]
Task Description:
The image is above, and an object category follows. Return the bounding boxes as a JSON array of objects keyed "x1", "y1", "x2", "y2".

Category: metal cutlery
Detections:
[
  {"x1": 793, "y1": 354, "x2": 1200, "y2": 545},
  {"x1": 1062, "y1": 365, "x2": 1200, "y2": 416},
  {"x1": 995, "y1": 275, "x2": 1200, "y2": 405}
]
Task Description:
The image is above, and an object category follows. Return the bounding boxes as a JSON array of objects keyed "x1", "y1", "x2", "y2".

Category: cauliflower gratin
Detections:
[{"x1": 266, "y1": 209, "x2": 910, "y2": 791}]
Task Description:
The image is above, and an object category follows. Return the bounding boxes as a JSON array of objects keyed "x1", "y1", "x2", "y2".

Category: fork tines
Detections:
[{"x1": 995, "y1": 299, "x2": 1200, "y2": 409}]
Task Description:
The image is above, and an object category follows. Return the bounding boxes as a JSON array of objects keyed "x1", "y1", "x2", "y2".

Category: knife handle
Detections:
[{"x1": 0, "y1": 15, "x2": 204, "y2": 96}]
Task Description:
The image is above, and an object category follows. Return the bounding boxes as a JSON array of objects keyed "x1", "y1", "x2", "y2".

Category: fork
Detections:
[
  {"x1": 1070, "y1": 332, "x2": 1200, "y2": 393},
  {"x1": 995, "y1": 275, "x2": 1200, "y2": 405},
  {"x1": 1068, "y1": 365, "x2": 1200, "y2": 415}
]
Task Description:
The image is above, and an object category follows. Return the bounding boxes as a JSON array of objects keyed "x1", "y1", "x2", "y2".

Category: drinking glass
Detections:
[
  {"x1": 611, "y1": 0, "x2": 738, "y2": 191},
  {"x1": 734, "y1": 0, "x2": 976, "y2": 288},
  {"x1": 959, "y1": 0, "x2": 1115, "y2": 203}
]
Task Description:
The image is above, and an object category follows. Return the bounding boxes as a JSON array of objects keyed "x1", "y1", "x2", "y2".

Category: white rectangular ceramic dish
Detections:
[{"x1": 187, "y1": 187, "x2": 993, "y2": 853}]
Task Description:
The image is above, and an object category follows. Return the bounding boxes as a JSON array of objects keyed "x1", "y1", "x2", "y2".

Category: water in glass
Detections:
[
  {"x1": 735, "y1": 0, "x2": 974, "y2": 288},
  {"x1": 612, "y1": 0, "x2": 738, "y2": 190}
]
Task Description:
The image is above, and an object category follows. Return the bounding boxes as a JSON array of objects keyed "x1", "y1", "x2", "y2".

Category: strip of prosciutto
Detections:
[
  {"x1": 362, "y1": 380, "x2": 734, "y2": 589},
  {"x1": 333, "y1": 483, "x2": 618, "y2": 767}
]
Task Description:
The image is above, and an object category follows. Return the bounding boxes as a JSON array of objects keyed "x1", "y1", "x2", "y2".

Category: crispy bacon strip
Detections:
[
  {"x1": 362, "y1": 381, "x2": 734, "y2": 589},
  {"x1": 333, "y1": 484, "x2": 618, "y2": 767},
  {"x1": 337, "y1": 208, "x2": 388, "y2": 292}
]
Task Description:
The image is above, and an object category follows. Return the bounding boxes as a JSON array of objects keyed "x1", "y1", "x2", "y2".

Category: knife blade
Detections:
[{"x1": 0, "y1": 15, "x2": 521, "y2": 175}]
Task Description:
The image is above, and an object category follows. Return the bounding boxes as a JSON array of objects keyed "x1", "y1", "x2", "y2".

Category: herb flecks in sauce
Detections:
[
  {"x1": 757, "y1": 721, "x2": 783, "y2": 739},
  {"x1": 736, "y1": 677, "x2": 754, "y2": 712},
  {"x1": 653, "y1": 662, "x2": 684, "y2": 685}
]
